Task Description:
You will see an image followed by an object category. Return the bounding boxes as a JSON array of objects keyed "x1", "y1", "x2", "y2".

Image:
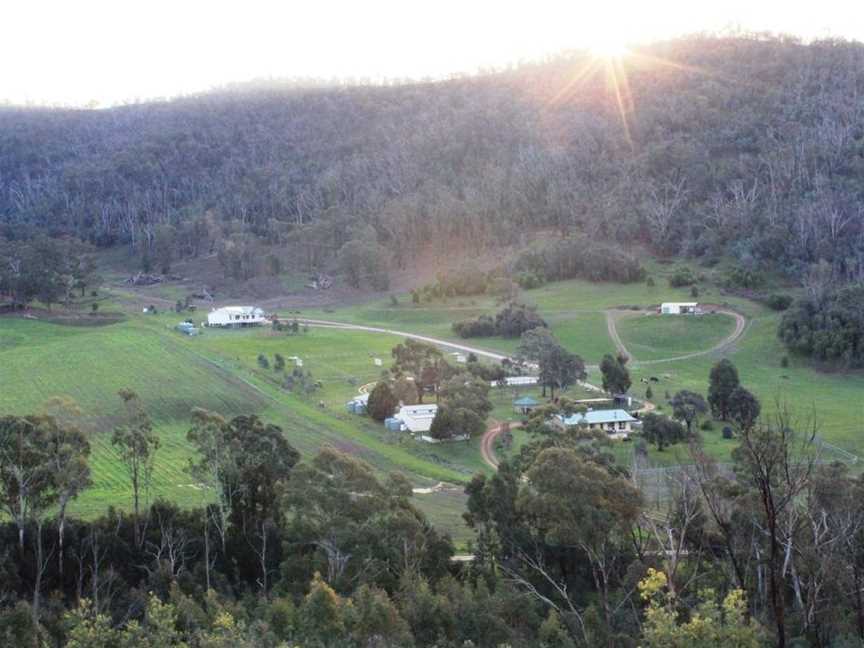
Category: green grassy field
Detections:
[
  {"x1": 4, "y1": 260, "x2": 863, "y2": 547},
  {"x1": 625, "y1": 313, "x2": 864, "y2": 465},
  {"x1": 616, "y1": 312, "x2": 736, "y2": 361},
  {"x1": 0, "y1": 316, "x2": 489, "y2": 543},
  {"x1": 298, "y1": 271, "x2": 864, "y2": 468}
]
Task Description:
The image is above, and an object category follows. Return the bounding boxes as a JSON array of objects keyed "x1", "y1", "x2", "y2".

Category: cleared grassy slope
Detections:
[
  {"x1": 616, "y1": 312, "x2": 737, "y2": 361},
  {"x1": 0, "y1": 317, "x2": 481, "y2": 529}
]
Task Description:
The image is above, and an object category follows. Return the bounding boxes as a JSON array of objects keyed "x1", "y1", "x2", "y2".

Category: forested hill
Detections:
[{"x1": 2, "y1": 35, "x2": 864, "y2": 281}]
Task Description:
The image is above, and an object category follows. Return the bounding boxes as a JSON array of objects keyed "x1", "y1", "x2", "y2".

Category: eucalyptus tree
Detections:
[
  {"x1": 111, "y1": 388, "x2": 160, "y2": 546},
  {"x1": 0, "y1": 415, "x2": 60, "y2": 622}
]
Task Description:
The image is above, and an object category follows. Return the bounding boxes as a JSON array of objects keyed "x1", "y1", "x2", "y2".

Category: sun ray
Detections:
[
  {"x1": 546, "y1": 57, "x2": 602, "y2": 107},
  {"x1": 605, "y1": 58, "x2": 634, "y2": 150}
]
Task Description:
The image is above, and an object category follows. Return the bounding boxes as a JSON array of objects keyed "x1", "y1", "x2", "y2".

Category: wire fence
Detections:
[{"x1": 631, "y1": 437, "x2": 861, "y2": 507}]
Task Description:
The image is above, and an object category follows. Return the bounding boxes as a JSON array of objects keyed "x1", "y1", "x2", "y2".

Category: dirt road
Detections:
[
  {"x1": 480, "y1": 421, "x2": 522, "y2": 469},
  {"x1": 298, "y1": 318, "x2": 510, "y2": 362},
  {"x1": 604, "y1": 308, "x2": 748, "y2": 366}
]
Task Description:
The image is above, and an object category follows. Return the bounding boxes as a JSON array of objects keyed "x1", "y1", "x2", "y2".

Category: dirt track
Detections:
[
  {"x1": 480, "y1": 421, "x2": 522, "y2": 469},
  {"x1": 604, "y1": 308, "x2": 748, "y2": 366}
]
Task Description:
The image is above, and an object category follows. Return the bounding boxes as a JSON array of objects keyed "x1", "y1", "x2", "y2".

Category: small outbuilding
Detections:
[
  {"x1": 513, "y1": 396, "x2": 540, "y2": 415},
  {"x1": 345, "y1": 393, "x2": 369, "y2": 415},
  {"x1": 175, "y1": 321, "x2": 199, "y2": 336},
  {"x1": 660, "y1": 302, "x2": 698, "y2": 315},
  {"x1": 490, "y1": 376, "x2": 540, "y2": 387}
]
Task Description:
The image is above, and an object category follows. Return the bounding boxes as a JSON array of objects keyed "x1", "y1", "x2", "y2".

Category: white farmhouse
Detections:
[
  {"x1": 553, "y1": 409, "x2": 638, "y2": 440},
  {"x1": 207, "y1": 306, "x2": 267, "y2": 328},
  {"x1": 391, "y1": 404, "x2": 439, "y2": 434},
  {"x1": 385, "y1": 403, "x2": 472, "y2": 443},
  {"x1": 660, "y1": 302, "x2": 698, "y2": 315}
]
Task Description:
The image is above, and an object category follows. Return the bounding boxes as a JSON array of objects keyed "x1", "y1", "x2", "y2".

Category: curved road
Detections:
[
  {"x1": 301, "y1": 311, "x2": 746, "y2": 470},
  {"x1": 605, "y1": 308, "x2": 747, "y2": 366},
  {"x1": 481, "y1": 421, "x2": 521, "y2": 469},
  {"x1": 299, "y1": 319, "x2": 510, "y2": 363}
]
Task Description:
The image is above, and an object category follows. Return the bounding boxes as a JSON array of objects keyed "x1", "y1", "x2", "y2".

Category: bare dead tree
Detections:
[
  {"x1": 500, "y1": 542, "x2": 588, "y2": 645},
  {"x1": 249, "y1": 518, "x2": 274, "y2": 596},
  {"x1": 639, "y1": 470, "x2": 706, "y2": 598},
  {"x1": 31, "y1": 518, "x2": 55, "y2": 624},
  {"x1": 688, "y1": 441, "x2": 749, "y2": 590},
  {"x1": 734, "y1": 404, "x2": 819, "y2": 648},
  {"x1": 644, "y1": 177, "x2": 687, "y2": 250},
  {"x1": 143, "y1": 514, "x2": 191, "y2": 583}
]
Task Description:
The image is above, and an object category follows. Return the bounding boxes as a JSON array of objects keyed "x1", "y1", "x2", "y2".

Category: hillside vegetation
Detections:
[{"x1": 1, "y1": 35, "x2": 863, "y2": 286}]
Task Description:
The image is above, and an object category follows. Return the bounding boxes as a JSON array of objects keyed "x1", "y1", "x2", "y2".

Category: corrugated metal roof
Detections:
[
  {"x1": 211, "y1": 306, "x2": 263, "y2": 315},
  {"x1": 513, "y1": 396, "x2": 539, "y2": 406},
  {"x1": 557, "y1": 409, "x2": 637, "y2": 426},
  {"x1": 394, "y1": 404, "x2": 438, "y2": 433}
]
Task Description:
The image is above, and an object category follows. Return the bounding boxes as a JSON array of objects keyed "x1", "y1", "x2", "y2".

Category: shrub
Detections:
[
  {"x1": 641, "y1": 413, "x2": 687, "y2": 451},
  {"x1": 91, "y1": 303, "x2": 99, "y2": 313},
  {"x1": 646, "y1": 276, "x2": 655, "y2": 288},
  {"x1": 494, "y1": 303, "x2": 547, "y2": 338},
  {"x1": 780, "y1": 355, "x2": 789, "y2": 368},
  {"x1": 722, "y1": 426, "x2": 734, "y2": 439},
  {"x1": 700, "y1": 419, "x2": 714, "y2": 431},
  {"x1": 725, "y1": 267, "x2": 763, "y2": 289},
  {"x1": 515, "y1": 271, "x2": 545, "y2": 290},
  {"x1": 467, "y1": 362, "x2": 506, "y2": 382},
  {"x1": 690, "y1": 286, "x2": 699, "y2": 299},
  {"x1": 367, "y1": 381, "x2": 399, "y2": 421},
  {"x1": 452, "y1": 315, "x2": 496, "y2": 338},
  {"x1": 453, "y1": 303, "x2": 547, "y2": 339},
  {"x1": 668, "y1": 266, "x2": 697, "y2": 288},
  {"x1": 766, "y1": 293, "x2": 793, "y2": 311},
  {"x1": 257, "y1": 354, "x2": 270, "y2": 369}
]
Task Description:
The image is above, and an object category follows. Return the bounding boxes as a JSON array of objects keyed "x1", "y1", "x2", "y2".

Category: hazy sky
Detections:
[{"x1": 3, "y1": 0, "x2": 863, "y2": 106}]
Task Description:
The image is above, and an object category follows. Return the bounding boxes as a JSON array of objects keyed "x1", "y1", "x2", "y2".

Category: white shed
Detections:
[
  {"x1": 393, "y1": 404, "x2": 439, "y2": 434},
  {"x1": 660, "y1": 302, "x2": 698, "y2": 315},
  {"x1": 207, "y1": 306, "x2": 267, "y2": 327}
]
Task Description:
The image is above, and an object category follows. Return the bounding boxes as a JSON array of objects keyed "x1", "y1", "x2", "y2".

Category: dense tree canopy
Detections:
[
  {"x1": 366, "y1": 380, "x2": 399, "y2": 421},
  {"x1": 453, "y1": 302, "x2": 547, "y2": 339},
  {"x1": 599, "y1": 354, "x2": 631, "y2": 395},
  {"x1": 707, "y1": 359, "x2": 740, "y2": 420},
  {"x1": 779, "y1": 284, "x2": 864, "y2": 367},
  {"x1": 517, "y1": 328, "x2": 586, "y2": 398},
  {"x1": 641, "y1": 413, "x2": 688, "y2": 451},
  {"x1": 3, "y1": 36, "x2": 864, "y2": 288}
]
